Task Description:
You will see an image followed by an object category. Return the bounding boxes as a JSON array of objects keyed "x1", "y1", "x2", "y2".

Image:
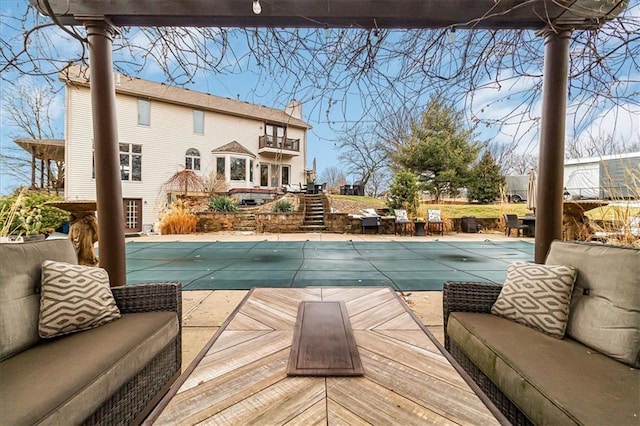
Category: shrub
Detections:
[
  {"x1": 0, "y1": 189, "x2": 68, "y2": 236},
  {"x1": 159, "y1": 200, "x2": 198, "y2": 235},
  {"x1": 272, "y1": 200, "x2": 293, "y2": 213},
  {"x1": 386, "y1": 170, "x2": 420, "y2": 217},
  {"x1": 208, "y1": 196, "x2": 238, "y2": 212}
]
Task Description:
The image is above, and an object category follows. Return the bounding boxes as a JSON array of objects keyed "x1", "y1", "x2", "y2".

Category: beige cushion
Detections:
[
  {"x1": 546, "y1": 241, "x2": 640, "y2": 367},
  {"x1": 491, "y1": 262, "x2": 577, "y2": 338},
  {"x1": 39, "y1": 260, "x2": 121, "y2": 338},
  {"x1": 0, "y1": 311, "x2": 179, "y2": 425},
  {"x1": 448, "y1": 312, "x2": 640, "y2": 425},
  {"x1": 0, "y1": 240, "x2": 77, "y2": 360}
]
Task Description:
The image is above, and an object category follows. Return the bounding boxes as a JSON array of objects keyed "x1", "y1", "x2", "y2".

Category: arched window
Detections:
[{"x1": 185, "y1": 148, "x2": 200, "y2": 170}]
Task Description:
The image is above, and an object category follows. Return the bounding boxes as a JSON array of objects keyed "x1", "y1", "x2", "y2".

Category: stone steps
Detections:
[
  {"x1": 237, "y1": 213, "x2": 256, "y2": 232},
  {"x1": 302, "y1": 194, "x2": 326, "y2": 230}
]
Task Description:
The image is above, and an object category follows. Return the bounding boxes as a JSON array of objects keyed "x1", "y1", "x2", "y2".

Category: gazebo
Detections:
[{"x1": 32, "y1": 0, "x2": 627, "y2": 284}]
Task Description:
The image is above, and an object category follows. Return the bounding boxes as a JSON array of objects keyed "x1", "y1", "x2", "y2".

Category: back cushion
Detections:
[
  {"x1": 0, "y1": 239, "x2": 78, "y2": 360},
  {"x1": 546, "y1": 241, "x2": 640, "y2": 367}
]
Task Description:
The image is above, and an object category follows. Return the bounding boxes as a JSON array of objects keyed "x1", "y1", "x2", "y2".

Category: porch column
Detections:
[
  {"x1": 535, "y1": 29, "x2": 571, "y2": 263},
  {"x1": 85, "y1": 20, "x2": 126, "y2": 286},
  {"x1": 30, "y1": 146, "x2": 36, "y2": 188}
]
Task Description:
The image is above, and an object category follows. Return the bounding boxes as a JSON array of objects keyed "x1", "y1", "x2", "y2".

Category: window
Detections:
[
  {"x1": 249, "y1": 159, "x2": 254, "y2": 183},
  {"x1": 230, "y1": 157, "x2": 246, "y2": 181},
  {"x1": 281, "y1": 165, "x2": 290, "y2": 185},
  {"x1": 193, "y1": 110, "x2": 204, "y2": 134},
  {"x1": 265, "y1": 124, "x2": 285, "y2": 146},
  {"x1": 120, "y1": 143, "x2": 142, "y2": 181},
  {"x1": 260, "y1": 164, "x2": 269, "y2": 186},
  {"x1": 185, "y1": 148, "x2": 201, "y2": 170},
  {"x1": 138, "y1": 99, "x2": 150, "y2": 126},
  {"x1": 216, "y1": 157, "x2": 225, "y2": 177}
]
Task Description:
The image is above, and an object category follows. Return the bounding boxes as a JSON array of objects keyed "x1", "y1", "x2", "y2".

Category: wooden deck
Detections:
[{"x1": 147, "y1": 287, "x2": 505, "y2": 425}]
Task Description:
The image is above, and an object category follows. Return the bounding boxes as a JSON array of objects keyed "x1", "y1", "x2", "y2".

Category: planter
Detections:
[{"x1": 414, "y1": 221, "x2": 426, "y2": 236}]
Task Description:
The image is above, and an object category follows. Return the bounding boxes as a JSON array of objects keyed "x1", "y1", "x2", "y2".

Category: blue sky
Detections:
[{"x1": 1, "y1": 1, "x2": 639, "y2": 194}]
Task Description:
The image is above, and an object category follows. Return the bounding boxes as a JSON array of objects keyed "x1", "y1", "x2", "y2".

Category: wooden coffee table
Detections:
[{"x1": 146, "y1": 287, "x2": 505, "y2": 425}]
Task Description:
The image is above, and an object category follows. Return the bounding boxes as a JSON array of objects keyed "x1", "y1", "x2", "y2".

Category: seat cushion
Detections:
[
  {"x1": 448, "y1": 312, "x2": 639, "y2": 426},
  {"x1": 0, "y1": 311, "x2": 179, "y2": 425},
  {"x1": 0, "y1": 239, "x2": 77, "y2": 360},
  {"x1": 546, "y1": 241, "x2": 640, "y2": 367}
]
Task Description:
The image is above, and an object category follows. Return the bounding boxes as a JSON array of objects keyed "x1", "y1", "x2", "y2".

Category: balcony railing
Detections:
[{"x1": 259, "y1": 135, "x2": 300, "y2": 153}]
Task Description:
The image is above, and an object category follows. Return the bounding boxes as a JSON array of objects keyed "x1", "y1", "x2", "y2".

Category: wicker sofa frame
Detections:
[
  {"x1": 84, "y1": 282, "x2": 182, "y2": 425},
  {"x1": 443, "y1": 281, "x2": 533, "y2": 426}
]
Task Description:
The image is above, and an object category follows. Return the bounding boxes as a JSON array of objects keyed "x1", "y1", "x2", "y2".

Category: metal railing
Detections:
[{"x1": 258, "y1": 135, "x2": 300, "y2": 152}]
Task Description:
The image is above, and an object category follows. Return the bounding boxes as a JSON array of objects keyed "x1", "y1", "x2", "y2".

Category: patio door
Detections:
[{"x1": 123, "y1": 198, "x2": 142, "y2": 233}]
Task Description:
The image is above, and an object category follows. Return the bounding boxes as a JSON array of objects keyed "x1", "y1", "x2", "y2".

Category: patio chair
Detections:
[
  {"x1": 504, "y1": 213, "x2": 528, "y2": 237},
  {"x1": 394, "y1": 209, "x2": 412, "y2": 235},
  {"x1": 427, "y1": 209, "x2": 444, "y2": 236}
]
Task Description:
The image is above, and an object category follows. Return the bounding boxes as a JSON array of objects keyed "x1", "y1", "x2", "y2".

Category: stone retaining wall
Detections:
[
  {"x1": 256, "y1": 212, "x2": 305, "y2": 233},
  {"x1": 196, "y1": 212, "x2": 241, "y2": 232},
  {"x1": 196, "y1": 210, "x2": 504, "y2": 234}
]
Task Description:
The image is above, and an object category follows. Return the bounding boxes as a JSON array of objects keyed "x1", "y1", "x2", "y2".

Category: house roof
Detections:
[
  {"x1": 13, "y1": 138, "x2": 65, "y2": 161},
  {"x1": 211, "y1": 141, "x2": 256, "y2": 157},
  {"x1": 59, "y1": 65, "x2": 311, "y2": 129}
]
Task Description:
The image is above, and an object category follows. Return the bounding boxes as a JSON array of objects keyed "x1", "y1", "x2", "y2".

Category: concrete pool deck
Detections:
[{"x1": 126, "y1": 231, "x2": 532, "y2": 369}]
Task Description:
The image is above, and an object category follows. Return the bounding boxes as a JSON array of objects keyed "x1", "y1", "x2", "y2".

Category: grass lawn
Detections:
[
  {"x1": 329, "y1": 195, "x2": 639, "y2": 221},
  {"x1": 417, "y1": 203, "x2": 530, "y2": 219},
  {"x1": 329, "y1": 195, "x2": 531, "y2": 218}
]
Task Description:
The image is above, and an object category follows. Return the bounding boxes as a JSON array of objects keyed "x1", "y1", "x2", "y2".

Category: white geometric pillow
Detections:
[
  {"x1": 39, "y1": 260, "x2": 121, "y2": 338},
  {"x1": 491, "y1": 262, "x2": 577, "y2": 338}
]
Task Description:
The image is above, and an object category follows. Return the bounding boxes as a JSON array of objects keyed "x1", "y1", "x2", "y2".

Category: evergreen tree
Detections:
[
  {"x1": 386, "y1": 170, "x2": 420, "y2": 217},
  {"x1": 467, "y1": 151, "x2": 505, "y2": 203},
  {"x1": 395, "y1": 97, "x2": 479, "y2": 201}
]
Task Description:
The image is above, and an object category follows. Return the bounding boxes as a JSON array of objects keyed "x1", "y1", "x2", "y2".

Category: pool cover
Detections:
[{"x1": 123, "y1": 240, "x2": 533, "y2": 291}]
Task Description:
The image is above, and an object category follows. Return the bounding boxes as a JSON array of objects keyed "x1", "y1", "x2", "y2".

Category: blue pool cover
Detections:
[{"x1": 123, "y1": 240, "x2": 534, "y2": 291}]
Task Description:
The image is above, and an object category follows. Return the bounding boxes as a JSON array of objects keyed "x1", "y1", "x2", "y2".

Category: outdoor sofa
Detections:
[
  {"x1": 0, "y1": 239, "x2": 182, "y2": 425},
  {"x1": 443, "y1": 240, "x2": 639, "y2": 425}
]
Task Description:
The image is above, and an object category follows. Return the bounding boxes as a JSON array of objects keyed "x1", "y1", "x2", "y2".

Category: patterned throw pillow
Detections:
[
  {"x1": 39, "y1": 260, "x2": 121, "y2": 338},
  {"x1": 491, "y1": 262, "x2": 577, "y2": 338}
]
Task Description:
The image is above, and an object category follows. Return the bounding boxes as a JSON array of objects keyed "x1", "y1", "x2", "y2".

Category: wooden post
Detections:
[
  {"x1": 85, "y1": 19, "x2": 127, "y2": 286},
  {"x1": 535, "y1": 29, "x2": 571, "y2": 263}
]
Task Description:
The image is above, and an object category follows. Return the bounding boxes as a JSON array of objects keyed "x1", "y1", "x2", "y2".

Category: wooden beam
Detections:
[{"x1": 33, "y1": 0, "x2": 625, "y2": 29}]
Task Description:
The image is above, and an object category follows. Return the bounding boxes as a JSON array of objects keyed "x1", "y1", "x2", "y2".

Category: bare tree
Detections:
[
  {"x1": 566, "y1": 131, "x2": 640, "y2": 159},
  {"x1": 318, "y1": 166, "x2": 347, "y2": 193},
  {"x1": 336, "y1": 126, "x2": 389, "y2": 192},
  {"x1": 505, "y1": 153, "x2": 539, "y2": 175},
  {"x1": 1, "y1": 2, "x2": 638, "y2": 179},
  {"x1": 1, "y1": 78, "x2": 64, "y2": 192}
]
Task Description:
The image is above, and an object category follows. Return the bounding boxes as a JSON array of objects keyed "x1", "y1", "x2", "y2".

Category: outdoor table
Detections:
[
  {"x1": 147, "y1": 287, "x2": 506, "y2": 425},
  {"x1": 45, "y1": 200, "x2": 99, "y2": 266},
  {"x1": 521, "y1": 215, "x2": 536, "y2": 237}
]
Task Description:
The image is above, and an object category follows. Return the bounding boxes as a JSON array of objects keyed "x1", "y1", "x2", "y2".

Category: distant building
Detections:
[
  {"x1": 59, "y1": 65, "x2": 311, "y2": 233},
  {"x1": 564, "y1": 152, "x2": 640, "y2": 200},
  {"x1": 504, "y1": 152, "x2": 640, "y2": 203}
]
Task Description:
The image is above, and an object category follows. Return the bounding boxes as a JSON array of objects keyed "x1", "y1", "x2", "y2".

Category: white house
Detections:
[{"x1": 60, "y1": 65, "x2": 311, "y2": 233}]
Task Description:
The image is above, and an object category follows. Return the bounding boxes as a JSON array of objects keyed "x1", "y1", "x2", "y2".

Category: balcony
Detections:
[{"x1": 258, "y1": 135, "x2": 300, "y2": 157}]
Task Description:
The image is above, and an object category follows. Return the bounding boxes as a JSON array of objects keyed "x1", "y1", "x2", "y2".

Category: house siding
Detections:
[{"x1": 64, "y1": 78, "x2": 308, "y2": 228}]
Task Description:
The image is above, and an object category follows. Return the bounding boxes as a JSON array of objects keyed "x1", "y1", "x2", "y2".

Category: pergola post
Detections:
[
  {"x1": 535, "y1": 29, "x2": 571, "y2": 263},
  {"x1": 85, "y1": 19, "x2": 126, "y2": 286},
  {"x1": 30, "y1": 146, "x2": 36, "y2": 188}
]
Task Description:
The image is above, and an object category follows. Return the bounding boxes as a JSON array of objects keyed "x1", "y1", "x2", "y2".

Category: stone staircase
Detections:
[
  {"x1": 299, "y1": 194, "x2": 326, "y2": 232},
  {"x1": 236, "y1": 212, "x2": 257, "y2": 232}
]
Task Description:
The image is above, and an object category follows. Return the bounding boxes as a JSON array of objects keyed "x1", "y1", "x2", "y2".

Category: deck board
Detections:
[{"x1": 149, "y1": 287, "x2": 503, "y2": 425}]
